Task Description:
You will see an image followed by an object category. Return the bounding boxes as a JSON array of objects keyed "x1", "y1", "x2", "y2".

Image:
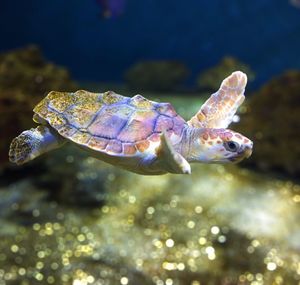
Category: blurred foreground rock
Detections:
[
  {"x1": 236, "y1": 70, "x2": 300, "y2": 177},
  {"x1": 0, "y1": 160, "x2": 299, "y2": 285},
  {"x1": 0, "y1": 45, "x2": 77, "y2": 167}
]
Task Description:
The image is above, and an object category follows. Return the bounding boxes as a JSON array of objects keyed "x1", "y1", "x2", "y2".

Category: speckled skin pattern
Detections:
[
  {"x1": 9, "y1": 126, "x2": 64, "y2": 165},
  {"x1": 186, "y1": 128, "x2": 253, "y2": 164},
  {"x1": 188, "y1": 71, "x2": 246, "y2": 129}
]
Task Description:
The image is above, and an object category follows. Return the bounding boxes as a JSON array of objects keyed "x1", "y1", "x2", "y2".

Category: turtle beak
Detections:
[
  {"x1": 244, "y1": 147, "x2": 252, "y2": 158},
  {"x1": 244, "y1": 142, "x2": 253, "y2": 158}
]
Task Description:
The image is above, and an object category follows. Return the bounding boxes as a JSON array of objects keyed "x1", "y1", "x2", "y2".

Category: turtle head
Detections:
[{"x1": 189, "y1": 128, "x2": 253, "y2": 164}]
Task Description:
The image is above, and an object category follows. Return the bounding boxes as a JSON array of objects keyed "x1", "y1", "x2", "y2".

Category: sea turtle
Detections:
[{"x1": 9, "y1": 71, "x2": 253, "y2": 175}]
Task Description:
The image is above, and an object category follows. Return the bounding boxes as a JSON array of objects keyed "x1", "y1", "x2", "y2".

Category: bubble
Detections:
[
  {"x1": 177, "y1": 263, "x2": 185, "y2": 271},
  {"x1": 267, "y1": 262, "x2": 277, "y2": 271},
  {"x1": 129, "y1": 195, "x2": 136, "y2": 203},
  {"x1": 194, "y1": 206, "x2": 203, "y2": 214},
  {"x1": 166, "y1": 239, "x2": 174, "y2": 248},
  {"x1": 211, "y1": 226, "x2": 220, "y2": 235},
  {"x1": 147, "y1": 207, "x2": 155, "y2": 214},
  {"x1": 218, "y1": 235, "x2": 226, "y2": 243},
  {"x1": 10, "y1": 245, "x2": 19, "y2": 253},
  {"x1": 198, "y1": 237, "x2": 207, "y2": 245},
  {"x1": 187, "y1": 221, "x2": 195, "y2": 229},
  {"x1": 120, "y1": 277, "x2": 128, "y2": 285}
]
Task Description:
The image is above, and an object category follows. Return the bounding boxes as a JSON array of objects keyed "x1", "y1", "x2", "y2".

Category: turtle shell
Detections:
[{"x1": 33, "y1": 90, "x2": 187, "y2": 156}]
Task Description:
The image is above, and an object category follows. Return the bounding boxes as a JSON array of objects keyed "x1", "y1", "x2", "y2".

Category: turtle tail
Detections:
[{"x1": 9, "y1": 126, "x2": 65, "y2": 165}]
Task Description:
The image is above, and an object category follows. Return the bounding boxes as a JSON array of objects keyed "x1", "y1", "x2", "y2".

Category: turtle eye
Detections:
[{"x1": 224, "y1": 141, "x2": 240, "y2": 152}]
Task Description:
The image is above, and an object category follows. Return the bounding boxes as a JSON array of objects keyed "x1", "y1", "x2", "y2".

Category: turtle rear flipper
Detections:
[
  {"x1": 9, "y1": 126, "x2": 65, "y2": 165},
  {"x1": 156, "y1": 132, "x2": 191, "y2": 174}
]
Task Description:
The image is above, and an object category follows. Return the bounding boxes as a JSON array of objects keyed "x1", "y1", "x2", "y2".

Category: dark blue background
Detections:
[{"x1": 1, "y1": 0, "x2": 300, "y2": 87}]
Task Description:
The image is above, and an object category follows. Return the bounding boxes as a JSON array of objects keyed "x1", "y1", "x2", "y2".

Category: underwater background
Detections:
[{"x1": 0, "y1": 1, "x2": 300, "y2": 285}]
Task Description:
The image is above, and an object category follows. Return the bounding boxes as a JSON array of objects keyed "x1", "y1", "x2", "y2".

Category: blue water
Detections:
[{"x1": 1, "y1": 0, "x2": 300, "y2": 87}]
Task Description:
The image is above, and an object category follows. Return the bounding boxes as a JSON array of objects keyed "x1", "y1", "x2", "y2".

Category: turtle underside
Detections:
[{"x1": 33, "y1": 90, "x2": 187, "y2": 156}]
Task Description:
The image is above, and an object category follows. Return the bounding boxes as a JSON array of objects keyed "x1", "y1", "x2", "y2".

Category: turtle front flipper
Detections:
[
  {"x1": 188, "y1": 71, "x2": 247, "y2": 129},
  {"x1": 9, "y1": 126, "x2": 65, "y2": 165},
  {"x1": 156, "y1": 132, "x2": 191, "y2": 174}
]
